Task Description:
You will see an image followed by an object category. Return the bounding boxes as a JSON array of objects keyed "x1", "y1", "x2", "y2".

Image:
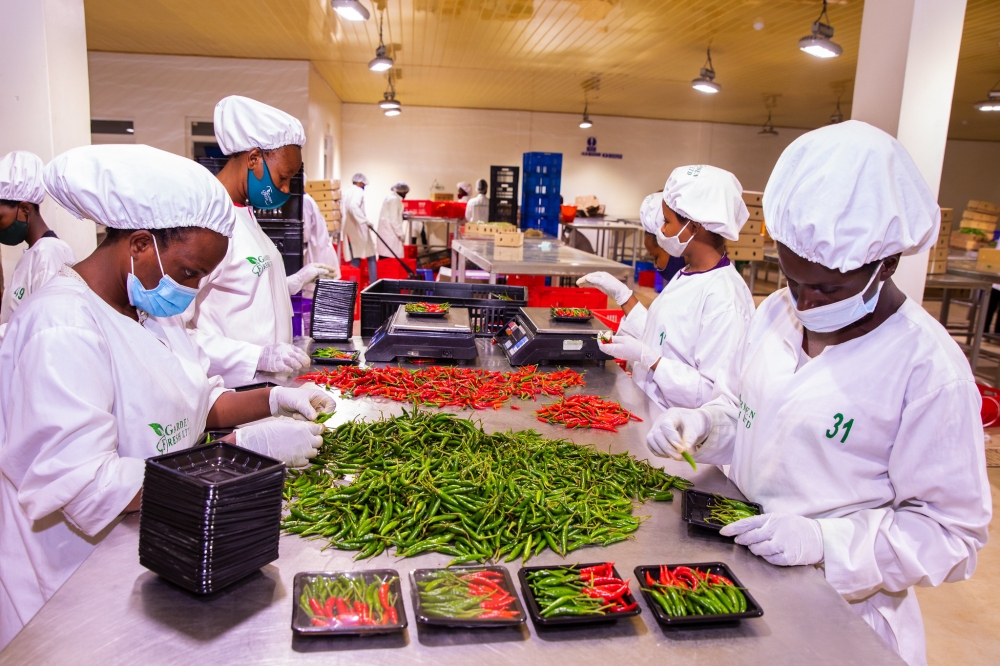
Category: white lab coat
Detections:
[
  {"x1": 699, "y1": 289, "x2": 992, "y2": 666},
  {"x1": 302, "y1": 194, "x2": 340, "y2": 298},
  {"x1": 465, "y1": 193, "x2": 489, "y2": 223},
  {"x1": 342, "y1": 184, "x2": 375, "y2": 260},
  {"x1": 0, "y1": 236, "x2": 76, "y2": 341},
  {"x1": 0, "y1": 268, "x2": 227, "y2": 648},
  {"x1": 376, "y1": 192, "x2": 405, "y2": 258},
  {"x1": 185, "y1": 204, "x2": 294, "y2": 387},
  {"x1": 618, "y1": 262, "x2": 753, "y2": 410}
]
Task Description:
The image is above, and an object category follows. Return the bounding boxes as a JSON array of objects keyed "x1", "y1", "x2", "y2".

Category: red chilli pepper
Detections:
[
  {"x1": 379, "y1": 583, "x2": 391, "y2": 611},
  {"x1": 309, "y1": 598, "x2": 326, "y2": 617}
]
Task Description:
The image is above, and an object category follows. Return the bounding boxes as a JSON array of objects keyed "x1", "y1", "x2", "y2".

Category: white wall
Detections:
[{"x1": 306, "y1": 64, "x2": 343, "y2": 182}]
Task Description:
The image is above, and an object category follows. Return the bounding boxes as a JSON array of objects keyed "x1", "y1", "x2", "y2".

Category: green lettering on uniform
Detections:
[
  {"x1": 659, "y1": 332, "x2": 665, "y2": 345},
  {"x1": 826, "y1": 413, "x2": 854, "y2": 443}
]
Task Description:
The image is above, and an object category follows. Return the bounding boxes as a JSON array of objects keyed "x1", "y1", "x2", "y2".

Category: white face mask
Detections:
[
  {"x1": 656, "y1": 221, "x2": 692, "y2": 257},
  {"x1": 792, "y1": 261, "x2": 884, "y2": 333}
]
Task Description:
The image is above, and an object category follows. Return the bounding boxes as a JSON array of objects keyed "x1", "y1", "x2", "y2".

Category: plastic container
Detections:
[
  {"x1": 633, "y1": 563, "x2": 763, "y2": 626},
  {"x1": 632, "y1": 260, "x2": 655, "y2": 281},
  {"x1": 529, "y1": 286, "x2": 608, "y2": 310},
  {"x1": 310, "y1": 348, "x2": 360, "y2": 365},
  {"x1": 560, "y1": 205, "x2": 578, "y2": 223},
  {"x1": 978, "y1": 384, "x2": 1000, "y2": 426},
  {"x1": 410, "y1": 566, "x2": 525, "y2": 628},
  {"x1": 376, "y1": 257, "x2": 418, "y2": 280},
  {"x1": 258, "y1": 219, "x2": 304, "y2": 276},
  {"x1": 518, "y1": 563, "x2": 641, "y2": 627},
  {"x1": 403, "y1": 244, "x2": 418, "y2": 259},
  {"x1": 638, "y1": 270, "x2": 656, "y2": 288},
  {"x1": 291, "y1": 570, "x2": 407, "y2": 636},
  {"x1": 682, "y1": 489, "x2": 763, "y2": 532},
  {"x1": 360, "y1": 279, "x2": 527, "y2": 337}
]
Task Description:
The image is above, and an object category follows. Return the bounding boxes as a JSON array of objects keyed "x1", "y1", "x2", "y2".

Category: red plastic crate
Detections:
[
  {"x1": 403, "y1": 244, "x2": 418, "y2": 259},
  {"x1": 638, "y1": 270, "x2": 656, "y2": 288},
  {"x1": 529, "y1": 286, "x2": 609, "y2": 309},
  {"x1": 979, "y1": 384, "x2": 1000, "y2": 426},
  {"x1": 591, "y1": 308, "x2": 623, "y2": 333},
  {"x1": 339, "y1": 265, "x2": 362, "y2": 320},
  {"x1": 377, "y1": 257, "x2": 418, "y2": 280},
  {"x1": 402, "y1": 199, "x2": 433, "y2": 216}
]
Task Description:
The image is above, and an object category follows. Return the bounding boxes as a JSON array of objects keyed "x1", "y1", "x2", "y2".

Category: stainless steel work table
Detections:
[
  {"x1": 563, "y1": 219, "x2": 643, "y2": 271},
  {"x1": 450, "y1": 237, "x2": 635, "y2": 287},
  {"x1": 1, "y1": 341, "x2": 901, "y2": 664},
  {"x1": 944, "y1": 261, "x2": 998, "y2": 381}
]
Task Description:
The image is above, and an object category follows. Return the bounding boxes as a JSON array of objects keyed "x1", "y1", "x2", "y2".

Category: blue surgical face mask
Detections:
[
  {"x1": 791, "y1": 261, "x2": 884, "y2": 333},
  {"x1": 247, "y1": 156, "x2": 291, "y2": 210},
  {"x1": 127, "y1": 235, "x2": 198, "y2": 317}
]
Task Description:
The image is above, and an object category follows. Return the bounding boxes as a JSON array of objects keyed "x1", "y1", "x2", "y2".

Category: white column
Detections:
[
  {"x1": 851, "y1": 0, "x2": 967, "y2": 303},
  {"x1": 0, "y1": 0, "x2": 94, "y2": 283}
]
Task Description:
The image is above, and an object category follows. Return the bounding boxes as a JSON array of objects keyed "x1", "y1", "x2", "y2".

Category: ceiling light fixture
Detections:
[
  {"x1": 332, "y1": 0, "x2": 370, "y2": 22},
  {"x1": 579, "y1": 101, "x2": 593, "y2": 129},
  {"x1": 799, "y1": 0, "x2": 842, "y2": 58},
  {"x1": 829, "y1": 97, "x2": 845, "y2": 124},
  {"x1": 691, "y1": 48, "x2": 721, "y2": 94},
  {"x1": 759, "y1": 110, "x2": 778, "y2": 136},
  {"x1": 974, "y1": 78, "x2": 1000, "y2": 112},
  {"x1": 368, "y1": 8, "x2": 393, "y2": 72},
  {"x1": 379, "y1": 75, "x2": 401, "y2": 115}
]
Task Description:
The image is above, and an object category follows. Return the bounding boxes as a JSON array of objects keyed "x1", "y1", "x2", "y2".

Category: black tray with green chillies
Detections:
[
  {"x1": 518, "y1": 563, "x2": 641, "y2": 627},
  {"x1": 634, "y1": 563, "x2": 763, "y2": 626},
  {"x1": 291, "y1": 569, "x2": 407, "y2": 636},
  {"x1": 682, "y1": 489, "x2": 763, "y2": 533},
  {"x1": 410, "y1": 566, "x2": 526, "y2": 628},
  {"x1": 310, "y1": 347, "x2": 360, "y2": 365}
]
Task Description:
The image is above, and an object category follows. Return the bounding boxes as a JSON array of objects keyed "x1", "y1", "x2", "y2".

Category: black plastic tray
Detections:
[
  {"x1": 518, "y1": 563, "x2": 641, "y2": 627},
  {"x1": 633, "y1": 563, "x2": 764, "y2": 625},
  {"x1": 410, "y1": 566, "x2": 526, "y2": 628},
  {"x1": 292, "y1": 570, "x2": 407, "y2": 636},
  {"x1": 682, "y1": 489, "x2": 763, "y2": 532},
  {"x1": 310, "y1": 349, "x2": 360, "y2": 365},
  {"x1": 551, "y1": 314, "x2": 593, "y2": 323},
  {"x1": 404, "y1": 309, "x2": 449, "y2": 318},
  {"x1": 145, "y1": 442, "x2": 285, "y2": 488},
  {"x1": 233, "y1": 381, "x2": 278, "y2": 392}
]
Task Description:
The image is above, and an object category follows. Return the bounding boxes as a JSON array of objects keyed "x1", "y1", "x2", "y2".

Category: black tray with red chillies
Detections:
[
  {"x1": 518, "y1": 562, "x2": 641, "y2": 626},
  {"x1": 310, "y1": 347, "x2": 361, "y2": 366},
  {"x1": 550, "y1": 307, "x2": 593, "y2": 322},
  {"x1": 404, "y1": 301, "x2": 450, "y2": 317},
  {"x1": 292, "y1": 570, "x2": 407, "y2": 636},
  {"x1": 634, "y1": 563, "x2": 763, "y2": 626},
  {"x1": 410, "y1": 566, "x2": 526, "y2": 628}
]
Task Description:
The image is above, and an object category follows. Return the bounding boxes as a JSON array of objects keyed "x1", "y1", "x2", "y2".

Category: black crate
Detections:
[
  {"x1": 490, "y1": 165, "x2": 519, "y2": 224},
  {"x1": 360, "y1": 279, "x2": 527, "y2": 337},
  {"x1": 258, "y1": 219, "x2": 304, "y2": 275}
]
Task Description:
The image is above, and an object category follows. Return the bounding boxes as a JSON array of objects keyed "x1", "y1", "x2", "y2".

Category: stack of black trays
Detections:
[
  {"x1": 310, "y1": 278, "x2": 358, "y2": 342},
  {"x1": 138, "y1": 442, "x2": 285, "y2": 594}
]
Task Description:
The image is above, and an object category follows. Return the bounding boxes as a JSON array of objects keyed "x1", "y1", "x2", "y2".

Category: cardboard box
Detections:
[
  {"x1": 325, "y1": 219, "x2": 341, "y2": 233},
  {"x1": 952, "y1": 231, "x2": 988, "y2": 251},
  {"x1": 317, "y1": 200, "x2": 337, "y2": 212},
  {"x1": 742, "y1": 191, "x2": 763, "y2": 206},
  {"x1": 310, "y1": 190, "x2": 338, "y2": 202},
  {"x1": 743, "y1": 220, "x2": 763, "y2": 235},
  {"x1": 930, "y1": 246, "x2": 948, "y2": 262},
  {"x1": 495, "y1": 231, "x2": 524, "y2": 247},
  {"x1": 927, "y1": 258, "x2": 948, "y2": 275},
  {"x1": 305, "y1": 179, "x2": 339, "y2": 192},
  {"x1": 962, "y1": 210, "x2": 999, "y2": 224},
  {"x1": 940, "y1": 207, "x2": 954, "y2": 222},
  {"x1": 959, "y1": 219, "x2": 997, "y2": 234},
  {"x1": 968, "y1": 200, "x2": 1000, "y2": 215},
  {"x1": 322, "y1": 210, "x2": 341, "y2": 222},
  {"x1": 976, "y1": 247, "x2": 1000, "y2": 271},
  {"x1": 728, "y1": 247, "x2": 763, "y2": 261},
  {"x1": 745, "y1": 206, "x2": 765, "y2": 221},
  {"x1": 727, "y1": 234, "x2": 763, "y2": 249},
  {"x1": 431, "y1": 192, "x2": 454, "y2": 201}
]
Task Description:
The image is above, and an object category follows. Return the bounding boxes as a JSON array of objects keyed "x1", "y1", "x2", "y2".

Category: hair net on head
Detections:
[
  {"x1": 763, "y1": 120, "x2": 939, "y2": 272},
  {"x1": 352, "y1": 173, "x2": 369, "y2": 186},
  {"x1": 639, "y1": 192, "x2": 665, "y2": 235},
  {"x1": 44, "y1": 145, "x2": 236, "y2": 237},
  {"x1": 392, "y1": 182, "x2": 409, "y2": 193},
  {"x1": 456, "y1": 181, "x2": 471, "y2": 195},
  {"x1": 476, "y1": 179, "x2": 488, "y2": 194},
  {"x1": 0, "y1": 151, "x2": 46, "y2": 204},
  {"x1": 213, "y1": 95, "x2": 305, "y2": 156},
  {"x1": 662, "y1": 165, "x2": 748, "y2": 241}
]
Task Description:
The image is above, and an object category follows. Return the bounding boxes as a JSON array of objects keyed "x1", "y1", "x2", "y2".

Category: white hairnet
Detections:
[
  {"x1": 392, "y1": 182, "x2": 409, "y2": 192},
  {"x1": 662, "y1": 165, "x2": 748, "y2": 241},
  {"x1": 352, "y1": 173, "x2": 369, "y2": 186},
  {"x1": 44, "y1": 145, "x2": 236, "y2": 237},
  {"x1": 763, "y1": 120, "x2": 939, "y2": 272},
  {"x1": 457, "y1": 181, "x2": 471, "y2": 194},
  {"x1": 213, "y1": 95, "x2": 305, "y2": 156},
  {"x1": 0, "y1": 151, "x2": 46, "y2": 204},
  {"x1": 639, "y1": 193, "x2": 664, "y2": 235}
]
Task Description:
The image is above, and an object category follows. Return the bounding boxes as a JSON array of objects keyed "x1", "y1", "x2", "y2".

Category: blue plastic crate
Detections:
[
  {"x1": 523, "y1": 198, "x2": 561, "y2": 219},
  {"x1": 632, "y1": 261, "x2": 655, "y2": 281},
  {"x1": 523, "y1": 152, "x2": 563, "y2": 175}
]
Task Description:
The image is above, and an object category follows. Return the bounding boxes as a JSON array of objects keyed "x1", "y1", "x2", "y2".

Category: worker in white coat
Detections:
[
  {"x1": 185, "y1": 96, "x2": 336, "y2": 387},
  {"x1": 342, "y1": 172, "x2": 378, "y2": 282},
  {"x1": 646, "y1": 121, "x2": 991, "y2": 666},
  {"x1": 578, "y1": 166, "x2": 754, "y2": 410},
  {"x1": 376, "y1": 182, "x2": 409, "y2": 259},
  {"x1": 0, "y1": 144, "x2": 335, "y2": 649},
  {"x1": 465, "y1": 179, "x2": 489, "y2": 223},
  {"x1": 302, "y1": 192, "x2": 341, "y2": 299},
  {"x1": 0, "y1": 151, "x2": 76, "y2": 340}
]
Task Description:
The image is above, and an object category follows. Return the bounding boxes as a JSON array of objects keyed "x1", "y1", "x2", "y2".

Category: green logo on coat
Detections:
[
  {"x1": 247, "y1": 255, "x2": 272, "y2": 277},
  {"x1": 148, "y1": 419, "x2": 190, "y2": 453}
]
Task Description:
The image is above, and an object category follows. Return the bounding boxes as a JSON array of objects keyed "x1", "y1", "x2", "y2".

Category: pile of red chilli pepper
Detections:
[
  {"x1": 642, "y1": 565, "x2": 748, "y2": 617},
  {"x1": 296, "y1": 365, "x2": 585, "y2": 410},
  {"x1": 299, "y1": 573, "x2": 399, "y2": 628},
  {"x1": 416, "y1": 569, "x2": 520, "y2": 621},
  {"x1": 525, "y1": 562, "x2": 637, "y2": 618},
  {"x1": 535, "y1": 394, "x2": 642, "y2": 432}
]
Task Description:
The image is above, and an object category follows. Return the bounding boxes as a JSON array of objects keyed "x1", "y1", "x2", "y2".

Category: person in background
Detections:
[
  {"x1": 0, "y1": 152, "x2": 76, "y2": 341},
  {"x1": 342, "y1": 172, "x2": 378, "y2": 282},
  {"x1": 579, "y1": 168, "x2": 754, "y2": 411},
  {"x1": 185, "y1": 96, "x2": 335, "y2": 387},
  {"x1": 646, "y1": 122, "x2": 991, "y2": 666},
  {"x1": 0, "y1": 144, "x2": 333, "y2": 649},
  {"x1": 302, "y1": 191, "x2": 341, "y2": 299},
  {"x1": 465, "y1": 179, "x2": 489, "y2": 223},
  {"x1": 377, "y1": 182, "x2": 409, "y2": 260},
  {"x1": 456, "y1": 181, "x2": 471, "y2": 202},
  {"x1": 638, "y1": 192, "x2": 685, "y2": 284}
]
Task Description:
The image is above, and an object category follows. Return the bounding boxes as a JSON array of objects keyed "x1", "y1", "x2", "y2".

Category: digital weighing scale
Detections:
[
  {"x1": 364, "y1": 304, "x2": 480, "y2": 362},
  {"x1": 495, "y1": 307, "x2": 612, "y2": 366}
]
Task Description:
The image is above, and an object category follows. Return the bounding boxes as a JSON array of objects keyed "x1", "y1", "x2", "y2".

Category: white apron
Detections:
[
  {"x1": 186, "y1": 204, "x2": 294, "y2": 387},
  {"x1": 725, "y1": 289, "x2": 991, "y2": 666},
  {"x1": 342, "y1": 184, "x2": 376, "y2": 260},
  {"x1": 376, "y1": 192, "x2": 405, "y2": 258},
  {"x1": 0, "y1": 270, "x2": 224, "y2": 648},
  {"x1": 0, "y1": 236, "x2": 76, "y2": 340}
]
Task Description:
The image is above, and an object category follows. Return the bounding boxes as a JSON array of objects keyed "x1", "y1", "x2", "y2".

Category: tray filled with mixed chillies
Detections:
[
  {"x1": 292, "y1": 570, "x2": 406, "y2": 635},
  {"x1": 518, "y1": 562, "x2": 640, "y2": 626},
  {"x1": 550, "y1": 307, "x2": 592, "y2": 322},
  {"x1": 634, "y1": 563, "x2": 762, "y2": 625},
  {"x1": 682, "y1": 489, "x2": 762, "y2": 532},
  {"x1": 405, "y1": 301, "x2": 450, "y2": 317},
  {"x1": 310, "y1": 347, "x2": 360, "y2": 366},
  {"x1": 411, "y1": 566, "x2": 525, "y2": 628}
]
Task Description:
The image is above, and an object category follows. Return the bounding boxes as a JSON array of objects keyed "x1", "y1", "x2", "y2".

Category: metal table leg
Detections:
[
  {"x1": 940, "y1": 288, "x2": 952, "y2": 327},
  {"x1": 748, "y1": 261, "x2": 757, "y2": 294},
  {"x1": 488, "y1": 271, "x2": 497, "y2": 285},
  {"x1": 458, "y1": 253, "x2": 467, "y2": 283},
  {"x1": 970, "y1": 287, "x2": 989, "y2": 376},
  {"x1": 450, "y1": 248, "x2": 458, "y2": 282}
]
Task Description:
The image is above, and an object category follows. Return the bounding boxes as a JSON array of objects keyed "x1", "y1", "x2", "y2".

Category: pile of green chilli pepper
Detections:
[
  {"x1": 282, "y1": 410, "x2": 690, "y2": 564},
  {"x1": 708, "y1": 495, "x2": 759, "y2": 526}
]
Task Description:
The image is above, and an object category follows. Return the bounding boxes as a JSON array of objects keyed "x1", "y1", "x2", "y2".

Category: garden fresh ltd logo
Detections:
[
  {"x1": 149, "y1": 418, "x2": 190, "y2": 453},
  {"x1": 247, "y1": 255, "x2": 272, "y2": 276}
]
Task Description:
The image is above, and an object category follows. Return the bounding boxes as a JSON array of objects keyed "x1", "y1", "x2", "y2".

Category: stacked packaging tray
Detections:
[
  {"x1": 138, "y1": 442, "x2": 285, "y2": 594},
  {"x1": 310, "y1": 278, "x2": 358, "y2": 342}
]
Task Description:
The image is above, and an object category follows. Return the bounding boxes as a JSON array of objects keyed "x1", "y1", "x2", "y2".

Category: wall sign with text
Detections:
[{"x1": 581, "y1": 136, "x2": 623, "y2": 160}]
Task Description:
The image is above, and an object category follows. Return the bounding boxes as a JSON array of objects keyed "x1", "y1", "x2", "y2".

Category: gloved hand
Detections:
[
  {"x1": 235, "y1": 418, "x2": 324, "y2": 467},
  {"x1": 257, "y1": 343, "x2": 311, "y2": 374},
  {"x1": 598, "y1": 335, "x2": 659, "y2": 368},
  {"x1": 720, "y1": 513, "x2": 824, "y2": 566},
  {"x1": 269, "y1": 386, "x2": 337, "y2": 421},
  {"x1": 576, "y1": 272, "x2": 633, "y2": 306},
  {"x1": 287, "y1": 263, "x2": 338, "y2": 295},
  {"x1": 646, "y1": 408, "x2": 712, "y2": 460}
]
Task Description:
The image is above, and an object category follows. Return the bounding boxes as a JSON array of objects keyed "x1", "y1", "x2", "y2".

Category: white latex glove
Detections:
[
  {"x1": 646, "y1": 408, "x2": 711, "y2": 461},
  {"x1": 598, "y1": 335, "x2": 659, "y2": 368},
  {"x1": 235, "y1": 418, "x2": 324, "y2": 467},
  {"x1": 269, "y1": 386, "x2": 337, "y2": 421},
  {"x1": 287, "y1": 263, "x2": 338, "y2": 295},
  {"x1": 720, "y1": 513, "x2": 824, "y2": 566},
  {"x1": 576, "y1": 271, "x2": 632, "y2": 306},
  {"x1": 257, "y1": 343, "x2": 310, "y2": 374}
]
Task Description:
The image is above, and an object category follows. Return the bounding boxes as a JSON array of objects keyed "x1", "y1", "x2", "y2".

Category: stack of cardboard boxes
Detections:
[
  {"x1": 927, "y1": 208, "x2": 952, "y2": 274},
  {"x1": 726, "y1": 191, "x2": 765, "y2": 261},
  {"x1": 951, "y1": 200, "x2": 998, "y2": 253},
  {"x1": 305, "y1": 179, "x2": 341, "y2": 236}
]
